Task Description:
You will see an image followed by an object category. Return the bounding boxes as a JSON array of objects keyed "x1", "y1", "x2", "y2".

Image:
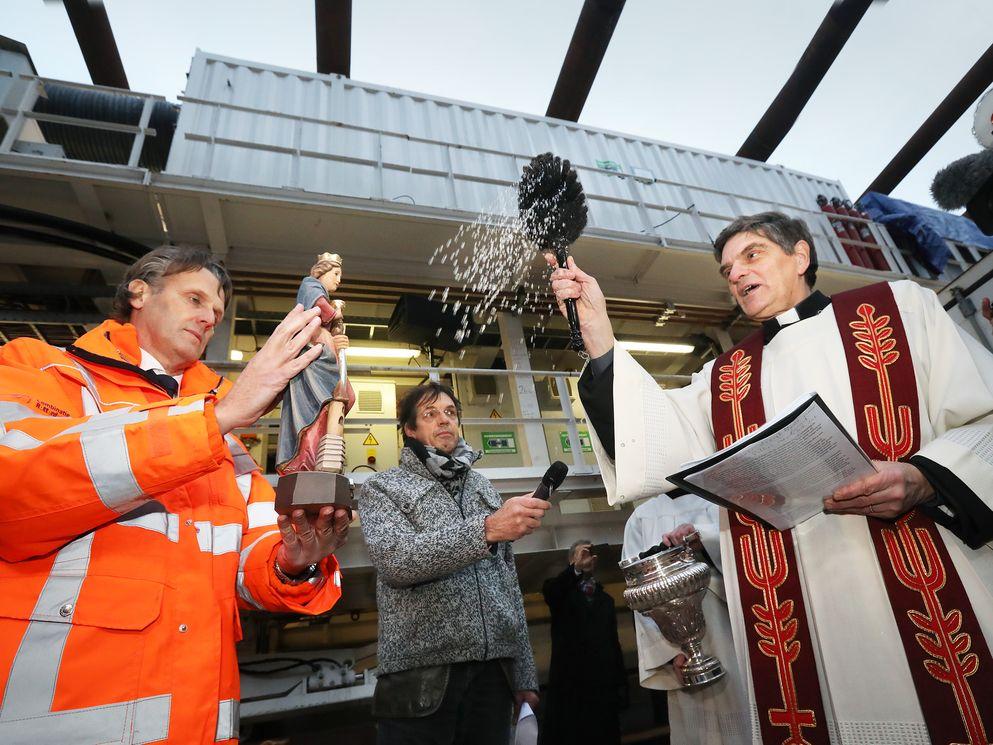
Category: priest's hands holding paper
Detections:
[
  {"x1": 547, "y1": 255, "x2": 615, "y2": 358},
  {"x1": 824, "y1": 460, "x2": 936, "y2": 519}
]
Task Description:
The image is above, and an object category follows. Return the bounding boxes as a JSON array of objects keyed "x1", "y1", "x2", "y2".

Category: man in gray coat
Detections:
[{"x1": 359, "y1": 382, "x2": 550, "y2": 745}]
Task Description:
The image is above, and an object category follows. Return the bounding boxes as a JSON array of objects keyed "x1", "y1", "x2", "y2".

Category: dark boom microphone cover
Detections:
[{"x1": 533, "y1": 461, "x2": 569, "y2": 501}]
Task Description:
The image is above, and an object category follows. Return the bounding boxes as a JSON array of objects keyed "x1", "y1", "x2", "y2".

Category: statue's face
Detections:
[
  {"x1": 404, "y1": 392, "x2": 461, "y2": 455},
  {"x1": 319, "y1": 266, "x2": 342, "y2": 294}
]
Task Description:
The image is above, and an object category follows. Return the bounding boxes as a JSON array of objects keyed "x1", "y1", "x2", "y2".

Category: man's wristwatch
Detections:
[{"x1": 273, "y1": 559, "x2": 322, "y2": 585}]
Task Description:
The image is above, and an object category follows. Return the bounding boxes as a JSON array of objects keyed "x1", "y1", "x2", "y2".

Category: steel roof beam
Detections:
[
  {"x1": 545, "y1": 0, "x2": 626, "y2": 122},
  {"x1": 62, "y1": 0, "x2": 129, "y2": 89},
  {"x1": 736, "y1": 0, "x2": 873, "y2": 162},
  {"x1": 863, "y1": 41, "x2": 993, "y2": 196},
  {"x1": 315, "y1": 0, "x2": 352, "y2": 77}
]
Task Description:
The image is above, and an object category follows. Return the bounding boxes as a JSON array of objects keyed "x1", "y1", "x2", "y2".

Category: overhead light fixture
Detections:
[
  {"x1": 616, "y1": 340, "x2": 694, "y2": 355},
  {"x1": 229, "y1": 349, "x2": 244, "y2": 361},
  {"x1": 347, "y1": 346, "x2": 421, "y2": 360}
]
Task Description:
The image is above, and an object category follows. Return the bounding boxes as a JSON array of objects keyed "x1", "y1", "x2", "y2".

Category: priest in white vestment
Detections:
[{"x1": 550, "y1": 212, "x2": 993, "y2": 744}]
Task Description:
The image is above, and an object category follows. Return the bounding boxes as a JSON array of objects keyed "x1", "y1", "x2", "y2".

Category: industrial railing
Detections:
[
  {"x1": 206, "y1": 360, "x2": 691, "y2": 478},
  {"x1": 3, "y1": 71, "x2": 989, "y2": 284},
  {"x1": 0, "y1": 72, "x2": 165, "y2": 169}
]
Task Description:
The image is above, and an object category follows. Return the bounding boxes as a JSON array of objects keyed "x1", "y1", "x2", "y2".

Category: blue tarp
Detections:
[{"x1": 858, "y1": 191, "x2": 993, "y2": 275}]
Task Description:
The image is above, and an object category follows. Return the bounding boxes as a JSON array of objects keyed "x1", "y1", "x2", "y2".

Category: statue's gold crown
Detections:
[{"x1": 316, "y1": 252, "x2": 342, "y2": 267}]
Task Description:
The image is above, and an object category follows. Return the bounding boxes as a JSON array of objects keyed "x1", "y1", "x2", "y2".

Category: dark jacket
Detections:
[{"x1": 541, "y1": 565, "x2": 627, "y2": 745}]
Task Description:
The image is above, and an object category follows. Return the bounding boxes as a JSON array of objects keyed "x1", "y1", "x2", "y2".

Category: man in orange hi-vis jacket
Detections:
[{"x1": 0, "y1": 245, "x2": 351, "y2": 744}]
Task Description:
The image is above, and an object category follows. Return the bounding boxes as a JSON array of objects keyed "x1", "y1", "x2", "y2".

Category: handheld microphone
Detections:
[{"x1": 533, "y1": 461, "x2": 568, "y2": 501}]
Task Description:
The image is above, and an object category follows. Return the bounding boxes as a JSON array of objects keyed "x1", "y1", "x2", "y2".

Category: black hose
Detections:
[{"x1": 34, "y1": 84, "x2": 179, "y2": 171}]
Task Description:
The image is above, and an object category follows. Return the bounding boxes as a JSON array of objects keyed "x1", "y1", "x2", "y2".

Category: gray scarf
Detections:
[{"x1": 404, "y1": 436, "x2": 482, "y2": 481}]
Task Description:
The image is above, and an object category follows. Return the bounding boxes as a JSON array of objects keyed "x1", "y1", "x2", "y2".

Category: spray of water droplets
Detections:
[{"x1": 426, "y1": 186, "x2": 567, "y2": 347}]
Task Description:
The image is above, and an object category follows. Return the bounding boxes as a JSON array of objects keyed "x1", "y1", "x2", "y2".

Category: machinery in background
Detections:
[
  {"x1": 238, "y1": 649, "x2": 376, "y2": 726},
  {"x1": 344, "y1": 378, "x2": 398, "y2": 473}
]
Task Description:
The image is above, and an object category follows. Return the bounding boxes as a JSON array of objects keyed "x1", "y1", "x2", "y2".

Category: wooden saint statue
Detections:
[{"x1": 274, "y1": 252, "x2": 357, "y2": 514}]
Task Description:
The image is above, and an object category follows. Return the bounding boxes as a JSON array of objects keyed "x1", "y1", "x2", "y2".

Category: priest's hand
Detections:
[
  {"x1": 276, "y1": 506, "x2": 351, "y2": 575},
  {"x1": 660, "y1": 522, "x2": 697, "y2": 547},
  {"x1": 824, "y1": 460, "x2": 935, "y2": 519},
  {"x1": 547, "y1": 255, "x2": 615, "y2": 358},
  {"x1": 672, "y1": 654, "x2": 688, "y2": 686}
]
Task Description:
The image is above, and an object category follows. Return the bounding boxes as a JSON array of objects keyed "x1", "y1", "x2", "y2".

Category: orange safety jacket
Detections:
[{"x1": 0, "y1": 321, "x2": 343, "y2": 744}]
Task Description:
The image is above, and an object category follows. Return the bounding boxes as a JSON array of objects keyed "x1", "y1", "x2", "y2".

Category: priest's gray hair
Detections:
[
  {"x1": 112, "y1": 244, "x2": 232, "y2": 322},
  {"x1": 713, "y1": 212, "x2": 818, "y2": 288}
]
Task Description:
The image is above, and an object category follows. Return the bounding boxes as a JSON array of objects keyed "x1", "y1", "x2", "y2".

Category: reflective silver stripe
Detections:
[
  {"x1": 212, "y1": 524, "x2": 242, "y2": 556},
  {"x1": 168, "y1": 399, "x2": 204, "y2": 417},
  {"x1": 0, "y1": 531, "x2": 171, "y2": 743},
  {"x1": 2, "y1": 533, "x2": 93, "y2": 717},
  {"x1": 195, "y1": 522, "x2": 243, "y2": 556},
  {"x1": 77, "y1": 411, "x2": 148, "y2": 513},
  {"x1": 247, "y1": 502, "x2": 278, "y2": 529},
  {"x1": 118, "y1": 502, "x2": 180, "y2": 543},
  {"x1": 225, "y1": 434, "x2": 259, "y2": 477},
  {"x1": 194, "y1": 520, "x2": 213, "y2": 553},
  {"x1": 0, "y1": 430, "x2": 44, "y2": 451},
  {"x1": 235, "y1": 473, "x2": 253, "y2": 502},
  {"x1": 0, "y1": 693, "x2": 171, "y2": 744},
  {"x1": 0, "y1": 407, "x2": 145, "y2": 456},
  {"x1": 236, "y1": 530, "x2": 279, "y2": 610},
  {"x1": 65, "y1": 360, "x2": 104, "y2": 412},
  {"x1": 215, "y1": 698, "x2": 239, "y2": 741},
  {"x1": 62, "y1": 408, "x2": 146, "y2": 437},
  {"x1": 0, "y1": 402, "x2": 45, "y2": 429}
]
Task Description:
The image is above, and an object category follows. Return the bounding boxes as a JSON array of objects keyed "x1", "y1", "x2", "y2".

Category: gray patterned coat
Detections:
[{"x1": 357, "y1": 448, "x2": 538, "y2": 692}]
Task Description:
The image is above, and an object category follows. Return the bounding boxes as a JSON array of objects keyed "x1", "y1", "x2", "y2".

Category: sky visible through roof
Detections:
[{"x1": 8, "y1": 0, "x2": 993, "y2": 211}]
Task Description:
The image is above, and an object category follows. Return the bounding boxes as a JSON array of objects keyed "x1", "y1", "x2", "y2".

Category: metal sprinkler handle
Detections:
[{"x1": 555, "y1": 247, "x2": 586, "y2": 353}]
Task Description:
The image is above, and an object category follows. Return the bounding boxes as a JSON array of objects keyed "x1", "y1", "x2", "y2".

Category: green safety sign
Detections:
[
  {"x1": 482, "y1": 432, "x2": 518, "y2": 454},
  {"x1": 560, "y1": 430, "x2": 593, "y2": 453}
]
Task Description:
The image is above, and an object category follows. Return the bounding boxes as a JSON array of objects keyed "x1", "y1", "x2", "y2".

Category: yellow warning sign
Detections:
[
  {"x1": 489, "y1": 409, "x2": 503, "y2": 419},
  {"x1": 362, "y1": 433, "x2": 380, "y2": 446}
]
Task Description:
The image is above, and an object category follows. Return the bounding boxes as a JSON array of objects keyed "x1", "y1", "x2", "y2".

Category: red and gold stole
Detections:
[{"x1": 711, "y1": 281, "x2": 993, "y2": 745}]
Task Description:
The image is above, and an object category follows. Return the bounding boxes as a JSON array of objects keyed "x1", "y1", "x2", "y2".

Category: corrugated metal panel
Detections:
[{"x1": 168, "y1": 51, "x2": 853, "y2": 252}]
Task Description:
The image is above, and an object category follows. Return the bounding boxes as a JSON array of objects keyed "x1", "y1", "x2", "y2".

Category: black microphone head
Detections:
[
  {"x1": 541, "y1": 461, "x2": 569, "y2": 490},
  {"x1": 931, "y1": 150, "x2": 993, "y2": 210}
]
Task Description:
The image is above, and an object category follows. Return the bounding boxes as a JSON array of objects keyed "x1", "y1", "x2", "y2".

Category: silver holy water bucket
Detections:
[{"x1": 620, "y1": 535, "x2": 725, "y2": 688}]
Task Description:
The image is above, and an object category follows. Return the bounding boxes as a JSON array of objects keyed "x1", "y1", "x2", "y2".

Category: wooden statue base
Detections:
[{"x1": 274, "y1": 471, "x2": 355, "y2": 516}]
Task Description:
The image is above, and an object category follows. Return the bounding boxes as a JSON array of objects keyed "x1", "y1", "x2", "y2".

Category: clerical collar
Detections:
[{"x1": 761, "y1": 291, "x2": 831, "y2": 344}]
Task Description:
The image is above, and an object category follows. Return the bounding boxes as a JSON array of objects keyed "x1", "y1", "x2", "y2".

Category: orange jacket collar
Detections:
[{"x1": 71, "y1": 320, "x2": 227, "y2": 397}]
